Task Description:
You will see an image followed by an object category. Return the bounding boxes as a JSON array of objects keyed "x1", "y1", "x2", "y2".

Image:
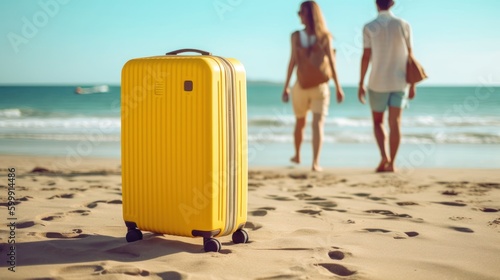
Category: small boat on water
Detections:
[{"x1": 75, "y1": 85, "x2": 109, "y2": 94}]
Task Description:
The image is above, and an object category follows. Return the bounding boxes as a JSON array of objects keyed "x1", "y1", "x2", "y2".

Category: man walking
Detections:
[{"x1": 358, "y1": 0, "x2": 416, "y2": 172}]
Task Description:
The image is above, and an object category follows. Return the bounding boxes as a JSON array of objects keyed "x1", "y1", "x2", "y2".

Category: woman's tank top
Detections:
[{"x1": 299, "y1": 29, "x2": 316, "y2": 48}]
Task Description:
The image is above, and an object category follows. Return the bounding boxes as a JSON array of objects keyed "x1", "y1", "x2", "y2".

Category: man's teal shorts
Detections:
[{"x1": 368, "y1": 89, "x2": 408, "y2": 112}]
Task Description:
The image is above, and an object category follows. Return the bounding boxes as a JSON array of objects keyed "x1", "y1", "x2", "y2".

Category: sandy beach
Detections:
[{"x1": 0, "y1": 155, "x2": 499, "y2": 279}]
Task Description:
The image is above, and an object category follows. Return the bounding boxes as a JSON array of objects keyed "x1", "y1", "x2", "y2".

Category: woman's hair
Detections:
[{"x1": 300, "y1": 1, "x2": 331, "y2": 40}]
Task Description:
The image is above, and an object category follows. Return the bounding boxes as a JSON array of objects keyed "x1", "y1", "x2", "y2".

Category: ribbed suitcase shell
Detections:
[{"x1": 121, "y1": 52, "x2": 247, "y2": 240}]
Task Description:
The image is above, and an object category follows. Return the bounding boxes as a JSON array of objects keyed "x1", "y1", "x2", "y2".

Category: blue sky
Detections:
[{"x1": 1, "y1": 0, "x2": 499, "y2": 85}]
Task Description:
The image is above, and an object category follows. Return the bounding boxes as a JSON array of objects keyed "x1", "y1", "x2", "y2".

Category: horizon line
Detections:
[{"x1": 1, "y1": 81, "x2": 500, "y2": 87}]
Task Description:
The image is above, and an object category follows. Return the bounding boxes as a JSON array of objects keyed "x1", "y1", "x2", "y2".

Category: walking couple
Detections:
[{"x1": 282, "y1": 0, "x2": 417, "y2": 172}]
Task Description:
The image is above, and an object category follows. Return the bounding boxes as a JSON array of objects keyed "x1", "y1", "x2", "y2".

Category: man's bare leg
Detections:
[
  {"x1": 387, "y1": 106, "x2": 403, "y2": 172},
  {"x1": 372, "y1": 111, "x2": 390, "y2": 172},
  {"x1": 291, "y1": 117, "x2": 306, "y2": 164},
  {"x1": 312, "y1": 113, "x2": 325, "y2": 171}
]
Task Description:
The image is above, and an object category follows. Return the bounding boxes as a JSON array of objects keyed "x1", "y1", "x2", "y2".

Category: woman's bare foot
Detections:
[
  {"x1": 376, "y1": 159, "x2": 391, "y2": 173},
  {"x1": 290, "y1": 156, "x2": 300, "y2": 164},
  {"x1": 312, "y1": 163, "x2": 323, "y2": 172},
  {"x1": 312, "y1": 165, "x2": 323, "y2": 172}
]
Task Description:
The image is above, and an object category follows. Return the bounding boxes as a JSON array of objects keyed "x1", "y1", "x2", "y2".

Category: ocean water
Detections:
[{"x1": 0, "y1": 84, "x2": 499, "y2": 168}]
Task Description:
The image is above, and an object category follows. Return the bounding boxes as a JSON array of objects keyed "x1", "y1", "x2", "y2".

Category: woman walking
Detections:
[{"x1": 282, "y1": 1, "x2": 344, "y2": 171}]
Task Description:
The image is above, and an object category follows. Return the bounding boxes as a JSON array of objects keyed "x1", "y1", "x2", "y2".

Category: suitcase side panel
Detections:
[
  {"x1": 211, "y1": 57, "x2": 248, "y2": 236},
  {"x1": 121, "y1": 57, "x2": 226, "y2": 237},
  {"x1": 230, "y1": 58, "x2": 248, "y2": 231}
]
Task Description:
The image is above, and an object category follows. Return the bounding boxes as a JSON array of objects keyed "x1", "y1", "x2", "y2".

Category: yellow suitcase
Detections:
[{"x1": 121, "y1": 49, "x2": 248, "y2": 252}]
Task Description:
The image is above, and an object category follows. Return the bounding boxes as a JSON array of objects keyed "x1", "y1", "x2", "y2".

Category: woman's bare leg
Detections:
[{"x1": 291, "y1": 117, "x2": 306, "y2": 164}]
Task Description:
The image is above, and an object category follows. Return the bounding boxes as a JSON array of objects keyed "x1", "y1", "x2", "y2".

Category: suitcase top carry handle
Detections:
[{"x1": 166, "y1": 49, "x2": 212, "y2": 56}]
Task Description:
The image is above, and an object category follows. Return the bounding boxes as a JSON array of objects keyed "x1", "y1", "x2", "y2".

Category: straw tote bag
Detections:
[
  {"x1": 296, "y1": 31, "x2": 332, "y2": 89},
  {"x1": 403, "y1": 31, "x2": 427, "y2": 84}
]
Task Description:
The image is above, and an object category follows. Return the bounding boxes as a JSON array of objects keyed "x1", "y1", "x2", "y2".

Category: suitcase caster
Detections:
[
  {"x1": 232, "y1": 229, "x2": 249, "y2": 244},
  {"x1": 126, "y1": 229, "x2": 143, "y2": 242},
  {"x1": 203, "y1": 237, "x2": 221, "y2": 252}
]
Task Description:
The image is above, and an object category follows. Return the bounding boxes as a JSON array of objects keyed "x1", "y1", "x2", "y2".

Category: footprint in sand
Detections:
[
  {"x1": 368, "y1": 196, "x2": 385, "y2": 201},
  {"x1": 245, "y1": 221, "x2": 263, "y2": 231},
  {"x1": 87, "y1": 200, "x2": 107, "y2": 208},
  {"x1": 308, "y1": 201, "x2": 337, "y2": 208},
  {"x1": 69, "y1": 187, "x2": 89, "y2": 192},
  {"x1": 480, "y1": 207, "x2": 499, "y2": 213},
  {"x1": 364, "y1": 228, "x2": 419, "y2": 238},
  {"x1": 450, "y1": 226, "x2": 474, "y2": 233},
  {"x1": 364, "y1": 228, "x2": 391, "y2": 233},
  {"x1": 70, "y1": 209, "x2": 91, "y2": 216},
  {"x1": 31, "y1": 167, "x2": 53, "y2": 173},
  {"x1": 41, "y1": 209, "x2": 90, "y2": 221},
  {"x1": 89, "y1": 184, "x2": 111, "y2": 189},
  {"x1": 316, "y1": 263, "x2": 356, "y2": 277},
  {"x1": 248, "y1": 181, "x2": 265, "y2": 188},
  {"x1": 0, "y1": 201, "x2": 21, "y2": 207},
  {"x1": 43, "y1": 180, "x2": 57, "y2": 186},
  {"x1": 41, "y1": 214, "x2": 64, "y2": 221},
  {"x1": 254, "y1": 274, "x2": 298, "y2": 280},
  {"x1": 59, "y1": 264, "x2": 105, "y2": 276},
  {"x1": 354, "y1": 193, "x2": 386, "y2": 202},
  {"x1": 41, "y1": 229, "x2": 90, "y2": 239},
  {"x1": 306, "y1": 200, "x2": 346, "y2": 212},
  {"x1": 48, "y1": 193, "x2": 75, "y2": 199},
  {"x1": 328, "y1": 250, "x2": 345, "y2": 260},
  {"x1": 17, "y1": 221, "x2": 36, "y2": 229},
  {"x1": 354, "y1": 193, "x2": 371, "y2": 197},
  {"x1": 296, "y1": 209, "x2": 322, "y2": 216},
  {"x1": 442, "y1": 190, "x2": 460, "y2": 196},
  {"x1": 157, "y1": 271, "x2": 186, "y2": 280},
  {"x1": 365, "y1": 210, "x2": 412, "y2": 218},
  {"x1": 249, "y1": 207, "x2": 276, "y2": 217},
  {"x1": 299, "y1": 184, "x2": 315, "y2": 190},
  {"x1": 249, "y1": 210, "x2": 268, "y2": 216},
  {"x1": 86, "y1": 200, "x2": 122, "y2": 209},
  {"x1": 107, "y1": 199, "x2": 122, "y2": 205},
  {"x1": 488, "y1": 218, "x2": 500, "y2": 227},
  {"x1": 266, "y1": 195, "x2": 295, "y2": 201},
  {"x1": 435, "y1": 201, "x2": 467, "y2": 207},
  {"x1": 41, "y1": 187, "x2": 59, "y2": 191},
  {"x1": 325, "y1": 208, "x2": 348, "y2": 213},
  {"x1": 295, "y1": 193, "x2": 312, "y2": 200},
  {"x1": 289, "y1": 173, "x2": 309, "y2": 180},
  {"x1": 304, "y1": 197, "x2": 327, "y2": 202},
  {"x1": 101, "y1": 265, "x2": 150, "y2": 276},
  {"x1": 478, "y1": 182, "x2": 500, "y2": 189},
  {"x1": 397, "y1": 201, "x2": 419, "y2": 206},
  {"x1": 262, "y1": 173, "x2": 286, "y2": 180}
]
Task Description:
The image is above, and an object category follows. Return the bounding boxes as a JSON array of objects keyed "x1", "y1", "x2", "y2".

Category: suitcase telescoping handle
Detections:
[{"x1": 166, "y1": 49, "x2": 212, "y2": 56}]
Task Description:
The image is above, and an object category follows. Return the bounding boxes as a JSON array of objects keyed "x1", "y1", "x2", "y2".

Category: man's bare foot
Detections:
[
  {"x1": 385, "y1": 163, "x2": 396, "y2": 173},
  {"x1": 290, "y1": 156, "x2": 300, "y2": 164},
  {"x1": 375, "y1": 159, "x2": 391, "y2": 173}
]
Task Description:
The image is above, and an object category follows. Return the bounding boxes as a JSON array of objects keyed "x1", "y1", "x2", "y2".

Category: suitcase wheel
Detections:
[
  {"x1": 126, "y1": 229, "x2": 143, "y2": 243},
  {"x1": 232, "y1": 229, "x2": 249, "y2": 244},
  {"x1": 203, "y1": 238, "x2": 221, "y2": 252}
]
